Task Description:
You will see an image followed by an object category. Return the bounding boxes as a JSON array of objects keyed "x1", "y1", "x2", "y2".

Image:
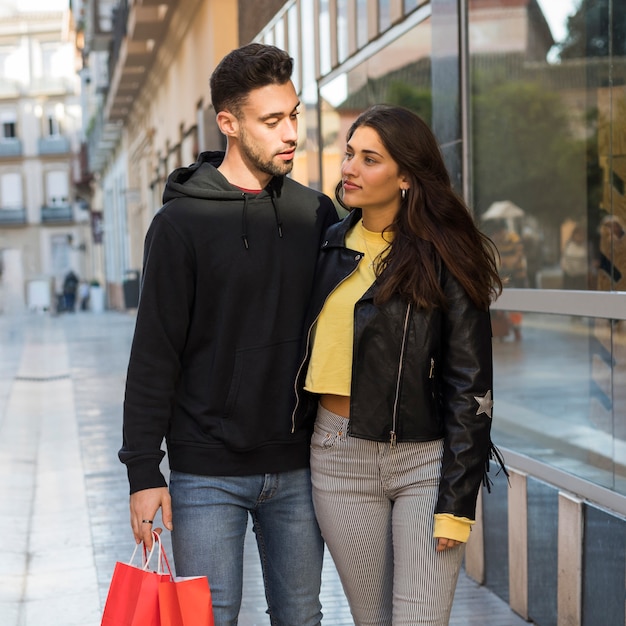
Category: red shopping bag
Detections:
[
  {"x1": 159, "y1": 575, "x2": 214, "y2": 626},
  {"x1": 100, "y1": 533, "x2": 170, "y2": 626},
  {"x1": 156, "y1": 537, "x2": 214, "y2": 626}
]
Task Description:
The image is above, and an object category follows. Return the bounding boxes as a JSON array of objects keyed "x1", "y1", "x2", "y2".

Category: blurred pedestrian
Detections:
[
  {"x1": 119, "y1": 43, "x2": 337, "y2": 625},
  {"x1": 485, "y1": 219, "x2": 526, "y2": 340},
  {"x1": 62, "y1": 270, "x2": 79, "y2": 313},
  {"x1": 561, "y1": 224, "x2": 588, "y2": 290},
  {"x1": 295, "y1": 105, "x2": 504, "y2": 625}
]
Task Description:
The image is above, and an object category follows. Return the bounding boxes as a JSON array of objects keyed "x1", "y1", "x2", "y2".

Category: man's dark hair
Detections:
[{"x1": 210, "y1": 43, "x2": 293, "y2": 117}]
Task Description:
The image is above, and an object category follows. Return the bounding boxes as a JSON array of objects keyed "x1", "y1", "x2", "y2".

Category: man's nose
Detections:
[{"x1": 283, "y1": 117, "x2": 298, "y2": 142}]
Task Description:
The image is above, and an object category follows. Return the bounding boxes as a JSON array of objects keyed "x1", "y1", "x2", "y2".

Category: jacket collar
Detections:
[{"x1": 324, "y1": 208, "x2": 362, "y2": 248}]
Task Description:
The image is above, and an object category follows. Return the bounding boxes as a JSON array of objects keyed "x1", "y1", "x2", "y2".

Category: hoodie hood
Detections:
[
  {"x1": 163, "y1": 151, "x2": 239, "y2": 202},
  {"x1": 163, "y1": 150, "x2": 285, "y2": 249}
]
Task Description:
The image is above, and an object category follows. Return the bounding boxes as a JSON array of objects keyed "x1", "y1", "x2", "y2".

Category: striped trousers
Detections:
[{"x1": 310, "y1": 405, "x2": 464, "y2": 626}]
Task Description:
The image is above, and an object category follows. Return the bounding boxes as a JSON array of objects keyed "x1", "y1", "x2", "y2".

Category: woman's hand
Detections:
[{"x1": 436, "y1": 537, "x2": 462, "y2": 552}]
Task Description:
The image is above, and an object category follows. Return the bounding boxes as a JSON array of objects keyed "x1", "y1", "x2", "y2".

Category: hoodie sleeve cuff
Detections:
[
  {"x1": 125, "y1": 462, "x2": 168, "y2": 495},
  {"x1": 433, "y1": 513, "x2": 474, "y2": 543}
]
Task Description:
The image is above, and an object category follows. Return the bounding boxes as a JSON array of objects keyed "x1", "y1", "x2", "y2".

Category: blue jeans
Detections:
[{"x1": 169, "y1": 468, "x2": 324, "y2": 626}]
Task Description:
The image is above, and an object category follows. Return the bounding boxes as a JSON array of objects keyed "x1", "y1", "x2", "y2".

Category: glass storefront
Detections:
[
  {"x1": 468, "y1": 0, "x2": 626, "y2": 498},
  {"x1": 470, "y1": 0, "x2": 626, "y2": 295}
]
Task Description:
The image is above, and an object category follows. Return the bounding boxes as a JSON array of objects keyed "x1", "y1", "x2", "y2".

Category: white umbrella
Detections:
[{"x1": 482, "y1": 201, "x2": 525, "y2": 220}]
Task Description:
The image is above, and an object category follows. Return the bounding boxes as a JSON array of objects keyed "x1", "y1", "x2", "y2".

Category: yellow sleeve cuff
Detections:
[{"x1": 433, "y1": 513, "x2": 474, "y2": 543}]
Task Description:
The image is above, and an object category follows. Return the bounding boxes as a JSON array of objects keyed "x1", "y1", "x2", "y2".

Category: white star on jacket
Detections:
[{"x1": 474, "y1": 390, "x2": 493, "y2": 418}]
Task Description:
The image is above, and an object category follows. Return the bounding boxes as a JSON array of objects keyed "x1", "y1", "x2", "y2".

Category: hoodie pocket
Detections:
[{"x1": 220, "y1": 339, "x2": 301, "y2": 450}]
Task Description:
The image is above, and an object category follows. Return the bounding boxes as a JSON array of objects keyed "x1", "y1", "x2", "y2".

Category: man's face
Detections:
[{"x1": 236, "y1": 82, "x2": 300, "y2": 179}]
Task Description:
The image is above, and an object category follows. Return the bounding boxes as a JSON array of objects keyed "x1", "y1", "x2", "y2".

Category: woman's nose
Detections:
[{"x1": 342, "y1": 159, "x2": 355, "y2": 177}]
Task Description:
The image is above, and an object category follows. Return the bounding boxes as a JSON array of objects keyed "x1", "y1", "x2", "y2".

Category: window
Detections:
[
  {"x1": 1, "y1": 112, "x2": 17, "y2": 140},
  {"x1": 51, "y1": 234, "x2": 71, "y2": 277},
  {"x1": 44, "y1": 103, "x2": 65, "y2": 137},
  {"x1": 41, "y1": 43, "x2": 61, "y2": 78},
  {"x1": 0, "y1": 49, "x2": 9, "y2": 75},
  {"x1": 47, "y1": 115, "x2": 61, "y2": 136},
  {"x1": 45, "y1": 170, "x2": 69, "y2": 206},
  {"x1": 0, "y1": 172, "x2": 23, "y2": 209},
  {"x1": 3, "y1": 121, "x2": 16, "y2": 139}
]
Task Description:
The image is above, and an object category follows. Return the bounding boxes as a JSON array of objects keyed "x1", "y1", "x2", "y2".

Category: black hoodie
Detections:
[{"x1": 120, "y1": 151, "x2": 338, "y2": 493}]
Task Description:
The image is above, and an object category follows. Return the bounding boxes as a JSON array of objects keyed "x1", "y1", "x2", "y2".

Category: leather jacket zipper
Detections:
[
  {"x1": 390, "y1": 302, "x2": 412, "y2": 447},
  {"x1": 291, "y1": 255, "x2": 363, "y2": 432}
]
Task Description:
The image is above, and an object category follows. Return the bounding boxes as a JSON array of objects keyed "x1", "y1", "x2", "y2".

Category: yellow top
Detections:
[{"x1": 304, "y1": 220, "x2": 391, "y2": 394}]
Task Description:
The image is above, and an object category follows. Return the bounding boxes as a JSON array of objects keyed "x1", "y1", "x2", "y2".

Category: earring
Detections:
[{"x1": 401, "y1": 188, "x2": 407, "y2": 200}]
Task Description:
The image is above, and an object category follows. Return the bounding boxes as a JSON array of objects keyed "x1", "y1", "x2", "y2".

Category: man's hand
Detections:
[{"x1": 129, "y1": 487, "x2": 172, "y2": 548}]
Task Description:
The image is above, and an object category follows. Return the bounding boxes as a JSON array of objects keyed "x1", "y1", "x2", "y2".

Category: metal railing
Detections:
[
  {"x1": 0, "y1": 139, "x2": 22, "y2": 157},
  {"x1": 0, "y1": 207, "x2": 27, "y2": 225},
  {"x1": 38, "y1": 135, "x2": 71, "y2": 155},
  {"x1": 41, "y1": 204, "x2": 73, "y2": 223}
]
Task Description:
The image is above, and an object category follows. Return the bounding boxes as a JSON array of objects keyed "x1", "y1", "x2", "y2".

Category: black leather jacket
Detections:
[{"x1": 295, "y1": 209, "x2": 496, "y2": 519}]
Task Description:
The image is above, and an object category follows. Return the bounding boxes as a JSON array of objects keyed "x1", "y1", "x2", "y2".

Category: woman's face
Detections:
[{"x1": 341, "y1": 125, "x2": 406, "y2": 221}]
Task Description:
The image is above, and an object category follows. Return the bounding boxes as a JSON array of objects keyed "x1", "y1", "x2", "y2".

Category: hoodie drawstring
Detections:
[
  {"x1": 240, "y1": 187, "x2": 284, "y2": 249},
  {"x1": 241, "y1": 193, "x2": 249, "y2": 249},
  {"x1": 271, "y1": 195, "x2": 284, "y2": 239}
]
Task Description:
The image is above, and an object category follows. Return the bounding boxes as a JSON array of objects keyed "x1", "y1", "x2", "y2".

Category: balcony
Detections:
[
  {"x1": 0, "y1": 139, "x2": 22, "y2": 158},
  {"x1": 41, "y1": 204, "x2": 73, "y2": 224},
  {"x1": 28, "y1": 77, "x2": 76, "y2": 97},
  {"x1": 0, "y1": 207, "x2": 27, "y2": 226},
  {"x1": 38, "y1": 135, "x2": 71, "y2": 155},
  {"x1": 87, "y1": 105, "x2": 123, "y2": 173},
  {"x1": 105, "y1": 0, "x2": 178, "y2": 122},
  {"x1": 0, "y1": 79, "x2": 21, "y2": 98}
]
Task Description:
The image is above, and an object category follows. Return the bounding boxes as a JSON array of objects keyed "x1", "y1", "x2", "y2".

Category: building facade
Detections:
[
  {"x1": 80, "y1": 1, "x2": 625, "y2": 624},
  {"x1": 0, "y1": 3, "x2": 88, "y2": 314}
]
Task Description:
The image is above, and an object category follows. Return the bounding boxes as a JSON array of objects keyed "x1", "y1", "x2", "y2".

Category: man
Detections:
[{"x1": 119, "y1": 43, "x2": 337, "y2": 625}]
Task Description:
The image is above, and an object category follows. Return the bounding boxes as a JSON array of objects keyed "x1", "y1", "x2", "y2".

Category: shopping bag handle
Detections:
[
  {"x1": 127, "y1": 531, "x2": 174, "y2": 579},
  {"x1": 128, "y1": 533, "x2": 158, "y2": 570},
  {"x1": 127, "y1": 531, "x2": 164, "y2": 570}
]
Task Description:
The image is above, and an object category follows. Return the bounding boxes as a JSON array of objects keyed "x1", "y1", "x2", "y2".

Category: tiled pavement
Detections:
[{"x1": 0, "y1": 310, "x2": 531, "y2": 625}]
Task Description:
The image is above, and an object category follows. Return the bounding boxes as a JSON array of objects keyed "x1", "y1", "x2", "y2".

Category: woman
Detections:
[{"x1": 294, "y1": 105, "x2": 504, "y2": 625}]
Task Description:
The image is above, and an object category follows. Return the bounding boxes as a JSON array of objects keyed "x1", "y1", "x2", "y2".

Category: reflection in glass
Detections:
[
  {"x1": 470, "y1": 0, "x2": 626, "y2": 293},
  {"x1": 491, "y1": 312, "x2": 625, "y2": 495}
]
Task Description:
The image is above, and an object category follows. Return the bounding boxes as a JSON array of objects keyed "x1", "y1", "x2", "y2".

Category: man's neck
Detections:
[{"x1": 218, "y1": 148, "x2": 272, "y2": 190}]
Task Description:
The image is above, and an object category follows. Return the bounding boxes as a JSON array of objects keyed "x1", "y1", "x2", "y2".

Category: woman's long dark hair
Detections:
[{"x1": 336, "y1": 104, "x2": 502, "y2": 310}]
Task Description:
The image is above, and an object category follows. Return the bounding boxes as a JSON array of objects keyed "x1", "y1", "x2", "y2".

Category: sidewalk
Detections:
[{"x1": 0, "y1": 310, "x2": 529, "y2": 625}]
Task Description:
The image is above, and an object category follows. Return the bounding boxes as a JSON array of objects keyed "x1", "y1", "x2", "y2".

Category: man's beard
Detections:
[{"x1": 240, "y1": 130, "x2": 295, "y2": 178}]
